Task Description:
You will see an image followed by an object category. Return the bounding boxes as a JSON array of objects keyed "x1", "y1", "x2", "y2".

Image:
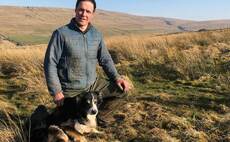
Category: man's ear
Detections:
[{"x1": 74, "y1": 8, "x2": 79, "y2": 16}]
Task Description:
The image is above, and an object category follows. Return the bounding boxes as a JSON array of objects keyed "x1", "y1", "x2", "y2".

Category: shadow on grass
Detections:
[
  {"x1": 131, "y1": 63, "x2": 185, "y2": 81},
  {"x1": 136, "y1": 93, "x2": 230, "y2": 113}
]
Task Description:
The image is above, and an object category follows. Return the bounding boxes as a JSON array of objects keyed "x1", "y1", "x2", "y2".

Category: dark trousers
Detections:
[{"x1": 63, "y1": 78, "x2": 127, "y2": 117}]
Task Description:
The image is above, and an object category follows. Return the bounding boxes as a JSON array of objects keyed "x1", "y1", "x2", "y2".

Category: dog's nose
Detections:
[{"x1": 91, "y1": 109, "x2": 97, "y2": 115}]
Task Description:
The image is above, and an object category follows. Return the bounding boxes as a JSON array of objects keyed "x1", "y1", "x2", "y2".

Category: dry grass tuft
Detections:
[{"x1": 0, "y1": 111, "x2": 28, "y2": 142}]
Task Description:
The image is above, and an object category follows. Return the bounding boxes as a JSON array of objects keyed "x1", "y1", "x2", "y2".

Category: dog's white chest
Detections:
[
  {"x1": 74, "y1": 115, "x2": 97, "y2": 134},
  {"x1": 87, "y1": 115, "x2": 97, "y2": 127}
]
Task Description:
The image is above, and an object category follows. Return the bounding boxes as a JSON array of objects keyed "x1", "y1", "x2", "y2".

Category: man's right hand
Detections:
[{"x1": 53, "y1": 92, "x2": 64, "y2": 107}]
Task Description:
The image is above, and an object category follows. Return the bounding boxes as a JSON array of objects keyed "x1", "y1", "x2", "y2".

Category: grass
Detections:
[
  {"x1": 7, "y1": 34, "x2": 50, "y2": 45},
  {"x1": 0, "y1": 111, "x2": 27, "y2": 142},
  {"x1": 0, "y1": 29, "x2": 230, "y2": 141},
  {"x1": 0, "y1": 45, "x2": 51, "y2": 116}
]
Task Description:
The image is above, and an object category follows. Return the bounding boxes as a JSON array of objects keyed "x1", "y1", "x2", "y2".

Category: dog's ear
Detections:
[{"x1": 28, "y1": 105, "x2": 49, "y2": 129}]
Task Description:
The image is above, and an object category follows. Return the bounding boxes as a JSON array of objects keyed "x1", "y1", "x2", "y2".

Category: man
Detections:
[{"x1": 44, "y1": 0, "x2": 131, "y2": 119}]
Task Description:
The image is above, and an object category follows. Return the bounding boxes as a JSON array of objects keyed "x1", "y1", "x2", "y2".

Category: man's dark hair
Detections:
[{"x1": 75, "y1": 0, "x2": 96, "y2": 12}]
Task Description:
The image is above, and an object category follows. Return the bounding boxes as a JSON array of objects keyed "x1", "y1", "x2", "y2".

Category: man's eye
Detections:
[
  {"x1": 86, "y1": 10, "x2": 92, "y2": 14},
  {"x1": 79, "y1": 9, "x2": 84, "y2": 12}
]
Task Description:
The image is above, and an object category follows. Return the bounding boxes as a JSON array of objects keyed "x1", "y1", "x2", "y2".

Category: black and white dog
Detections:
[
  {"x1": 47, "y1": 91, "x2": 103, "y2": 133},
  {"x1": 29, "y1": 91, "x2": 103, "y2": 142}
]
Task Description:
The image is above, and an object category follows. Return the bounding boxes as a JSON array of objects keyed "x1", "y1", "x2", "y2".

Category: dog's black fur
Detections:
[
  {"x1": 47, "y1": 91, "x2": 102, "y2": 126},
  {"x1": 28, "y1": 91, "x2": 103, "y2": 142}
]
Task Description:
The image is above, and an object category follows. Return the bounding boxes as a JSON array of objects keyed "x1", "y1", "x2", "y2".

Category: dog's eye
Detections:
[
  {"x1": 94, "y1": 100, "x2": 97, "y2": 104},
  {"x1": 87, "y1": 100, "x2": 91, "y2": 104}
]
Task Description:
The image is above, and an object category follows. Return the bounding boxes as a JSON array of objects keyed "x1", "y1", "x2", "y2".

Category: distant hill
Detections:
[
  {"x1": 0, "y1": 6, "x2": 230, "y2": 44},
  {"x1": 179, "y1": 20, "x2": 230, "y2": 31}
]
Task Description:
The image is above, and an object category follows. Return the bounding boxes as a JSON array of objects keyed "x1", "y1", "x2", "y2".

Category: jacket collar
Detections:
[{"x1": 69, "y1": 18, "x2": 92, "y2": 34}]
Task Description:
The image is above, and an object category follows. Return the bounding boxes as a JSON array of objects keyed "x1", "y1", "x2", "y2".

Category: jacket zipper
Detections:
[{"x1": 83, "y1": 34, "x2": 88, "y2": 87}]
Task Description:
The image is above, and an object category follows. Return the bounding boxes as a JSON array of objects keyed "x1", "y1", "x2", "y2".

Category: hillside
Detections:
[
  {"x1": 0, "y1": 29, "x2": 229, "y2": 141},
  {"x1": 180, "y1": 20, "x2": 230, "y2": 31},
  {"x1": 1, "y1": 6, "x2": 230, "y2": 44}
]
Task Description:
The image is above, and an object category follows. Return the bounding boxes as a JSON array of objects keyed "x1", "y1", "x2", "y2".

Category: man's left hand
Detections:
[{"x1": 116, "y1": 77, "x2": 132, "y2": 92}]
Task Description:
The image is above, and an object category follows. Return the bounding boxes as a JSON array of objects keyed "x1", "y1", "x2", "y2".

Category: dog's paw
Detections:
[
  {"x1": 91, "y1": 128, "x2": 104, "y2": 134},
  {"x1": 48, "y1": 125, "x2": 69, "y2": 142},
  {"x1": 64, "y1": 129, "x2": 88, "y2": 142}
]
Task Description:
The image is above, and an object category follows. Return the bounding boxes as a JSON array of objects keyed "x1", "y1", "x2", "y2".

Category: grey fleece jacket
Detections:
[{"x1": 44, "y1": 18, "x2": 119, "y2": 96}]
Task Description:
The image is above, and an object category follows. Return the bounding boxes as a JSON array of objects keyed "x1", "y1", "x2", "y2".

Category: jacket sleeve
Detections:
[
  {"x1": 97, "y1": 37, "x2": 120, "y2": 81},
  {"x1": 44, "y1": 30, "x2": 64, "y2": 96}
]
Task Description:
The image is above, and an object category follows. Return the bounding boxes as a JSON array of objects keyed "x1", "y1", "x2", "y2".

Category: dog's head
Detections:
[
  {"x1": 61, "y1": 91, "x2": 103, "y2": 121},
  {"x1": 80, "y1": 91, "x2": 102, "y2": 116}
]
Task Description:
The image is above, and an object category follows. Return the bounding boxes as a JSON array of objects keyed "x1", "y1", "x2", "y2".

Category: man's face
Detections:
[{"x1": 75, "y1": 1, "x2": 94, "y2": 27}]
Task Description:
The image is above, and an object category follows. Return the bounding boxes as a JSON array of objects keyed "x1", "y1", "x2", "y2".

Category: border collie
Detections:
[{"x1": 29, "y1": 91, "x2": 103, "y2": 142}]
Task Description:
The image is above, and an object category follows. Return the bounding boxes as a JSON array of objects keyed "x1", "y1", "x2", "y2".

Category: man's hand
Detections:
[
  {"x1": 116, "y1": 77, "x2": 132, "y2": 92},
  {"x1": 53, "y1": 92, "x2": 64, "y2": 107}
]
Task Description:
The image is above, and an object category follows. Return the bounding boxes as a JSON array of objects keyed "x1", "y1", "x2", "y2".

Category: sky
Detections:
[{"x1": 0, "y1": 0, "x2": 230, "y2": 21}]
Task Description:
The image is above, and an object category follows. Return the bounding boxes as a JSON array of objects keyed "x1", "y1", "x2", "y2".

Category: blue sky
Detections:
[{"x1": 0, "y1": 0, "x2": 230, "y2": 21}]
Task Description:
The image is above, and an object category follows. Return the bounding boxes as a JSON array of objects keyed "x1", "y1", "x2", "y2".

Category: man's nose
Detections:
[{"x1": 82, "y1": 10, "x2": 87, "y2": 16}]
